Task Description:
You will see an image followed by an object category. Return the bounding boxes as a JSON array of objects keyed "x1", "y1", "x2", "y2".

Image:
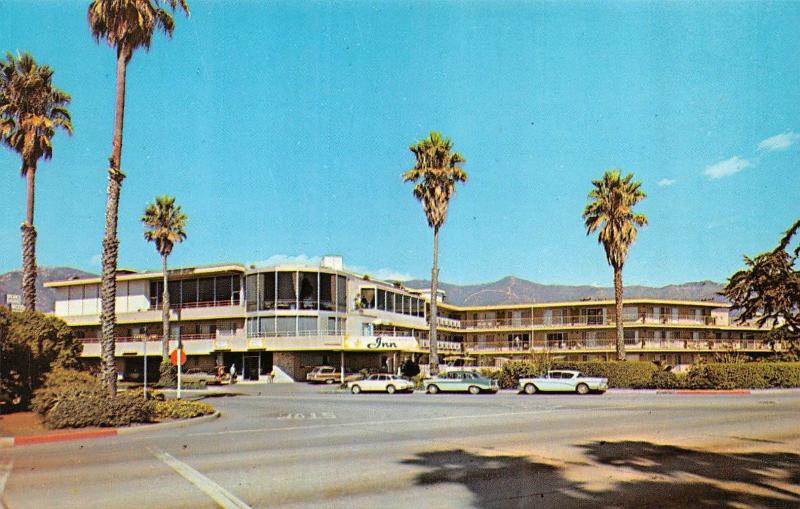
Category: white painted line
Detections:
[
  {"x1": 0, "y1": 457, "x2": 13, "y2": 498},
  {"x1": 186, "y1": 407, "x2": 566, "y2": 438},
  {"x1": 149, "y1": 447, "x2": 251, "y2": 509}
]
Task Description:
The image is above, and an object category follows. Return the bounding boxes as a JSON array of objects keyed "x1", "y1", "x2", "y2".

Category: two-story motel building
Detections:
[{"x1": 46, "y1": 256, "x2": 774, "y2": 382}]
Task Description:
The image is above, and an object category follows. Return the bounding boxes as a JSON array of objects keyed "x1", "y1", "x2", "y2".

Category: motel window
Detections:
[
  {"x1": 259, "y1": 317, "x2": 276, "y2": 335},
  {"x1": 386, "y1": 292, "x2": 395, "y2": 313},
  {"x1": 299, "y1": 272, "x2": 318, "y2": 310},
  {"x1": 277, "y1": 272, "x2": 297, "y2": 309},
  {"x1": 198, "y1": 278, "x2": 215, "y2": 303},
  {"x1": 298, "y1": 316, "x2": 318, "y2": 334},
  {"x1": 624, "y1": 329, "x2": 637, "y2": 345},
  {"x1": 360, "y1": 288, "x2": 376, "y2": 309},
  {"x1": 261, "y1": 272, "x2": 276, "y2": 310},
  {"x1": 337, "y1": 276, "x2": 347, "y2": 312},
  {"x1": 377, "y1": 289, "x2": 386, "y2": 310},
  {"x1": 276, "y1": 317, "x2": 296, "y2": 336},
  {"x1": 181, "y1": 279, "x2": 198, "y2": 305},
  {"x1": 404, "y1": 295, "x2": 411, "y2": 315},
  {"x1": 320, "y1": 273, "x2": 335, "y2": 311},
  {"x1": 586, "y1": 308, "x2": 603, "y2": 325},
  {"x1": 246, "y1": 275, "x2": 258, "y2": 311}
]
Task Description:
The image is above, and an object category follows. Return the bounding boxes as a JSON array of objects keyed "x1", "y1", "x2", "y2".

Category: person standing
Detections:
[{"x1": 230, "y1": 363, "x2": 237, "y2": 384}]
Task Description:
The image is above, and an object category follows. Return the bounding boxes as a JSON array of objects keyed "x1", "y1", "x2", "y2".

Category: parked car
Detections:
[
  {"x1": 306, "y1": 366, "x2": 362, "y2": 384},
  {"x1": 423, "y1": 370, "x2": 499, "y2": 394},
  {"x1": 348, "y1": 374, "x2": 414, "y2": 394},
  {"x1": 518, "y1": 370, "x2": 608, "y2": 395}
]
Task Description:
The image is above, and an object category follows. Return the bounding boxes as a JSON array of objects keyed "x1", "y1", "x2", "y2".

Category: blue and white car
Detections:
[{"x1": 518, "y1": 370, "x2": 608, "y2": 395}]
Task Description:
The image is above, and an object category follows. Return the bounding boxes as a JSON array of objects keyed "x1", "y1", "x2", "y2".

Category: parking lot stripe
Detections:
[{"x1": 149, "y1": 447, "x2": 251, "y2": 509}]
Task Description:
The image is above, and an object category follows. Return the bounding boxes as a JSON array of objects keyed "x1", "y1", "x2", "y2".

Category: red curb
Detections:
[
  {"x1": 13, "y1": 429, "x2": 118, "y2": 445},
  {"x1": 675, "y1": 390, "x2": 751, "y2": 395}
]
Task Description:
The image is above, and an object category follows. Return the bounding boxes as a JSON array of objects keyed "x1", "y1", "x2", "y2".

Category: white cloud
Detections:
[
  {"x1": 703, "y1": 156, "x2": 752, "y2": 179},
  {"x1": 247, "y1": 254, "x2": 413, "y2": 281},
  {"x1": 249, "y1": 254, "x2": 321, "y2": 268},
  {"x1": 657, "y1": 178, "x2": 675, "y2": 187},
  {"x1": 347, "y1": 265, "x2": 413, "y2": 282},
  {"x1": 758, "y1": 131, "x2": 800, "y2": 152}
]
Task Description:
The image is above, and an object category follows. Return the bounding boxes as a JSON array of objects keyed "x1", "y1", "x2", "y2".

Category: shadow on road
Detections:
[{"x1": 402, "y1": 441, "x2": 800, "y2": 508}]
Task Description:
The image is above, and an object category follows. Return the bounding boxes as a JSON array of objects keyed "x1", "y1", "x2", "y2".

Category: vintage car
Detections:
[
  {"x1": 518, "y1": 370, "x2": 608, "y2": 395},
  {"x1": 423, "y1": 370, "x2": 499, "y2": 394},
  {"x1": 348, "y1": 374, "x2": 415, "y2": 394},
  {"x1": 306, "y1": 366, "x2": 362, "y2": 384}
]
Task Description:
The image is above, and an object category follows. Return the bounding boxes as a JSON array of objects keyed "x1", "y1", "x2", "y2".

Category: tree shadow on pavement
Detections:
[{"x1": 402, "y1": 441, "x2": 800, "y2": 508}]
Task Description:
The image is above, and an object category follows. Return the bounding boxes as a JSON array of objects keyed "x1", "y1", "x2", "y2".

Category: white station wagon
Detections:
[
  {"x1": 348, "y1": 374, "x2": 415, "y2": 394},
  {"x1": 518, "y1": 370, "x2": 608, "y2": 395}
]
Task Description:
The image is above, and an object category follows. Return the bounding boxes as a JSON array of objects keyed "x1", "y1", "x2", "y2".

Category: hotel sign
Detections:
[{"x1": 344, "y1": 335, "x2": 419, "y2": 351}]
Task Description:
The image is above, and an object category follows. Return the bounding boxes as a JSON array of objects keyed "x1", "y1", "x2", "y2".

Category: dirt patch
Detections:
[{"x1": 0, "y1": 412, "x2": 105, "y2": 437}]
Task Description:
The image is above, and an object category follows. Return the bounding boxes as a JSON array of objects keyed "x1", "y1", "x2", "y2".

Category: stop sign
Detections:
[{"x1": 169, "y1": 348, "x2": 187, "y2": 366}]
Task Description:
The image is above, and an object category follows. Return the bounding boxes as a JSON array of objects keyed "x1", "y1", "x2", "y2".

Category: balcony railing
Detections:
[
  {"x1": 150, "y1": 299, "x2": 240, "y2": 311},
  {"x1": 446, "y1": 313, "x2": 729, "y2": 330},
  {"x1": 461, "y1": 339, "x2": 782, "y2": 353},
  {"x1": 419, "y1": 339, "x2": 462, "y2": 352}
]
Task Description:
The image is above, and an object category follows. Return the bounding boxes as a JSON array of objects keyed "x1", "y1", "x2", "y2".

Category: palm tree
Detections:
[
  {"x1": 402, "y1": 132, "x2": 467, "y2": 374},
  {"x1": 582, "y1": 169, "x2": 647, "y2": 361},
  {"x1": 142, "y1": 195, "x2": 187, "y2": 383},
  {"x1": 88, "y1": 0, "x2": 189, "y2": 394},
  {"x1": 0, "y1": 52, "x2": 72, "y2": 311}
]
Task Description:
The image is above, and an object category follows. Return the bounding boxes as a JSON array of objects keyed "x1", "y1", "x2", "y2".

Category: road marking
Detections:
[
  {"x1": 0, "y1": 457, "x2": 13, "y2": 497},
  {"x1": 186, "y1": 407, "x2": 568, "y2": 438},
  {"x1": 149, "y1": 447, "x2": 251, "y2": 509}
]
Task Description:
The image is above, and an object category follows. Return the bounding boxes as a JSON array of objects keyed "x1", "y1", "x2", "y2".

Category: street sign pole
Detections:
[
  {"x1": 177, "y1": 339, "x2": 182, "y2": 400},
  {"x1": 143, "y1": 336, "x2": 147, "y2": 399}
]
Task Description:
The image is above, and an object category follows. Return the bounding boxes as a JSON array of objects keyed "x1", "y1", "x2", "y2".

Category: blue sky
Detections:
[{"x1": 0, "y1": 1, "x2": 798, "y2": 286}]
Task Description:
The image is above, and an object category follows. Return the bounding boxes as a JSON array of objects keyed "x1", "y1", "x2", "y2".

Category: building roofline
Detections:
[
  {"x1": 438, "y1": 298, "x2": 731, "y2": 311},
  {"x1": 44, "y1": 263, "x2": 247, "y2": 288}
]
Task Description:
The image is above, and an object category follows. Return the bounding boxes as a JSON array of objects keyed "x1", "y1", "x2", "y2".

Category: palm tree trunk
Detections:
[
  {"x1": 614, "y1": 266, "x2": 625, "y2": 361},
  {"x1": 20, "y1": 162, "x2": 37, "y2": 311},
  {"x1": 99, "y1": 45, "x2": 130, "y2": 396},
  {"x1": 429, "y1": 225, "x2": 440, "y2": 375},
  {"x1": 161, "y1": 254, "x2": 170, "y2": 360}
]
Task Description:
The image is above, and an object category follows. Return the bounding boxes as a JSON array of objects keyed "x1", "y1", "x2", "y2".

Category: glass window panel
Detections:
[
  {"x1": 245, "y1": 275, "x2": 257, "y2": 312},
  {"x1": 198, "y1": 278, "x2": 215, "y2": 303},
  {"x1": 361, "y1": 288, "x2": 375, "y2": 308},
  {"x1": 298, "y1": 316, "x2": 317, "y2": 334},
  {"x1": 277, "y1": 272, "x2": 297, "y2": 309},
  {"x1": 387, "y1": 292, "x2": 395, "y2": 313},
  {"x1": 404, "y1": 295, "x2": 411, "y2": 315},
  {"x1": 150, "y1": 281, "x2": 161, "y2": 307},
  {"x1": 336, "y1": 276, "x2": 347, "y2": 312},
  {"x1": 299, "y1": 272, "x2": 318, "y2": 310},
  {"x1": 377, "y1": 289, "x2": 386, "y2": 310},
  {"x1": 259, "y1": 317, "x2": 276, "y2": 335},
  {"x1": 277, "y1": 317, "x2": 296, "y2": 335},
  {"x1": 181, "y1": 279, "x2": 198, "y2": 304},
  {"x1": 167, "y1": 280, "x2": 181, "y2": 306},
  {"x1": 320, "y1": 273, "x2": 335, "y2": 311},
  {"x1": 261, "y1": 272, "x2": 275, "y2": 310},
  {"x1": 216, "y1": 276, "x2": 233, "y2": 302}
]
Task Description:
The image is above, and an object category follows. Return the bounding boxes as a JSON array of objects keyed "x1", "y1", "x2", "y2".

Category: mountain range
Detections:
[
  {"x1": 403, "y1": 276, "x2": 727, "y2": 307},
  {"x1": 1, "y1": 267, "x2": 727, "y2": 312},
  {"x1": 0, "y1": 267, "x2": 96, "y2": 312}
]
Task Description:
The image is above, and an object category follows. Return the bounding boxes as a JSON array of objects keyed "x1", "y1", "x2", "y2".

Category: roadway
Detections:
[{"x1": 3, "y1": 384, "x2": 799, "y2": 508}]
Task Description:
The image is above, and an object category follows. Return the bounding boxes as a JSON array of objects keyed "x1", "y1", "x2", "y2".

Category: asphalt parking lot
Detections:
[{"x1": 3, "y1": 383, "x2": 800, "y2": 508}]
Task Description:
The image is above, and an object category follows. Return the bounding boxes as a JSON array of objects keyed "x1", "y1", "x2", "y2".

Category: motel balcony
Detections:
[
  {"x1": 462, "y1": 338, "x2": 784, "y2": 353},
  {"x1": 449, "y1": 313, "x2": 733, "y2": 331}
]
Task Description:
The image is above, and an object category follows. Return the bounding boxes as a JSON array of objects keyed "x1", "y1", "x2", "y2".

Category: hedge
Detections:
[
  {"x1": 31, "y1": 369, "x2": 216, "y2": 429},
  {"x1": 496, "y1": 360, "x2": 800, "y2": 390}
]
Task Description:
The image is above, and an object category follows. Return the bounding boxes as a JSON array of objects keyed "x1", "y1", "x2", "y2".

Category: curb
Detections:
[
  {"x1": 0, "y1": 411, "x2": 221, "y2": 448},
  {"x1": 674, "y1": 390, "x2": 751, "y2": 395}
]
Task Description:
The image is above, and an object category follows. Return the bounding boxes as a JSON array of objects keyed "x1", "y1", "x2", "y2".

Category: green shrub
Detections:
[
  {"x1": 497, "y1": 361, "x2": 541, "y2": 389},
  {"x1": 478, "y1": 368, "x2": 500, "y2": 380},
  {"x1": 153, "y1": 400, "x2": 215, "y2": 420},
  {"x1": 1, "y1": 309, "x2": 82, "y2": 411},
  {"x1": 648, "y1": 370, "x2": 685, "y2": 389},
  {"x1": 158, "y1": 361, "x2": 177, "y2": 387},
  {"x1": 550, "y1": 361, "x2": 659, "y2": 389},
  {"x1": 684, "y1": 362, "x2": 800, "y2": 389},
  {"x1": 32, "y1": 369, "x2": 154, "y2": 429}
]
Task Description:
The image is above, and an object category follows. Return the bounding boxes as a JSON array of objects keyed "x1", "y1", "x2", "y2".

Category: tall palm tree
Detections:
[
  {"x1": 142, "y1": 195, "x2": 187, "y2": 382},
  {"x1": 0, "y1": 52, "x2": 72, "y2": 311},
  {"x1": 402, "y1": 132, "x2": 467, "y2": 374},
  {"x1": 582, "y1": 169, "x2": 647, "y2": 361},
  {"x1": 88, "y1": 0, "x2": 189, "y2": 394}
]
